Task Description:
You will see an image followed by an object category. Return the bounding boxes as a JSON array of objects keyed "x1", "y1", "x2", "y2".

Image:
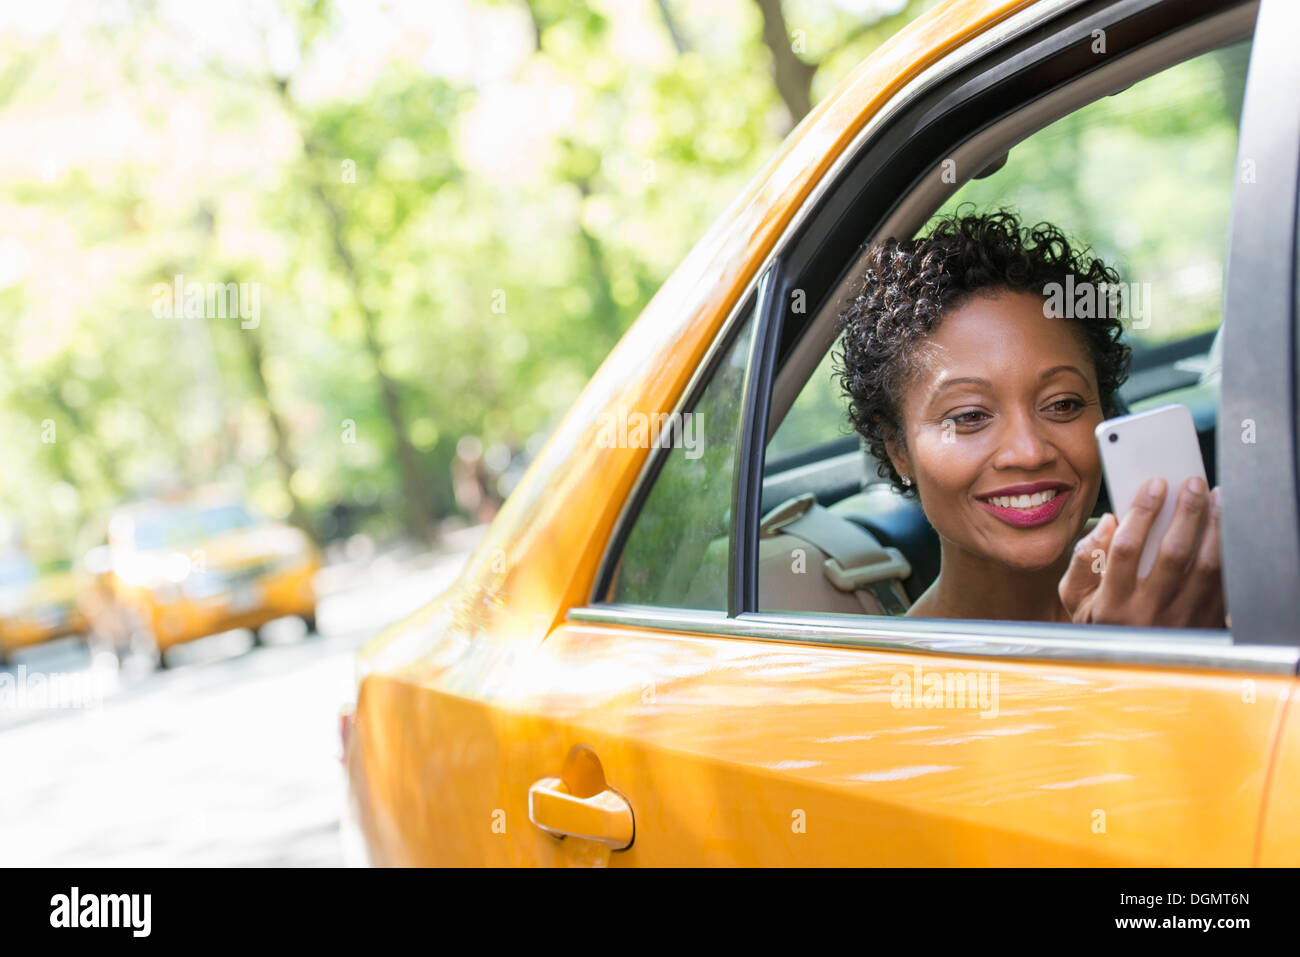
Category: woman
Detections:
[{"x1": 836, "y1": 209, "x2": 1225, "y2": 628}]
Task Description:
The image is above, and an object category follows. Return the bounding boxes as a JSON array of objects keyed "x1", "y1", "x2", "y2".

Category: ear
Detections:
[{"x1": 883, "y1": 429, "x2": 912, "y2": 485}]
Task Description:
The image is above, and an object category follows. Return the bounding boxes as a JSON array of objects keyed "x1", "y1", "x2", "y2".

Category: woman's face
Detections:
[{"x1": 887, "y1": 290, "x2": 1104, "y2": 572}]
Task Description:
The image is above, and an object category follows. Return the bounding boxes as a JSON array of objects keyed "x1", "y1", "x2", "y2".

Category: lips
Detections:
[{"x1": 975, "y1": 481, "x2": 1072, "y2": 529}]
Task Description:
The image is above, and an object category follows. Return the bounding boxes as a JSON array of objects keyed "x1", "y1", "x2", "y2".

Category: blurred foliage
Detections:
[{"x1": 0, "y1": 0, "x2": 943, "y2": 556}]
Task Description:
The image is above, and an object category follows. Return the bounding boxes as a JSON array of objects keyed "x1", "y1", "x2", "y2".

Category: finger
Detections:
[
  {"x1": 1059, "y1": 513, "x2": 1116, "y2": 615},
  {"x1": 1101, "y1": 478, "x2": 1167, "y2": 599},
  {"x1": 1179, "y1": 486, "x2": 1225, "y2": 627},
  {"x1": 1146, "y1": 476, "x2": 1209, "y2": 605},
  {"x1": 1093, "y1": 512, "x2": 1118, "y2": 552}
]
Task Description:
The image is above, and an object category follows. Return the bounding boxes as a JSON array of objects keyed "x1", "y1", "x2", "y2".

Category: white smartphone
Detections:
[{"x1": 1095, "y1": 403, "x2": 1209, "y2": 579}]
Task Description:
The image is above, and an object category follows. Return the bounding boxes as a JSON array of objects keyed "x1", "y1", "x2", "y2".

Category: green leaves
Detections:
[{"x1": 0, "y1": 0, "x2": 894, "y2": 547}]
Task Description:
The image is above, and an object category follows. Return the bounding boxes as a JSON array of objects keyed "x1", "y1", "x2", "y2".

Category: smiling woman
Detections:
[{"x1": 837, "y1": 209, "x2": 1224, "y2": 627}]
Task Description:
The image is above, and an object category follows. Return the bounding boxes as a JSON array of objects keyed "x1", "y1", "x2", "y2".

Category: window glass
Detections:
[
  {"x1": 130, "y1": 503, "x2": 259, "y2": 551},
  {"x1": 0, "y1": 553, "x2": 38, "y2": 587},
  {"x1": 607, "y1": 312, "x2": 756, "y2": 609}
]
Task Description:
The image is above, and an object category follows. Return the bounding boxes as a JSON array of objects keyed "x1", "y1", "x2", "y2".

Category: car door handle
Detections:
[
  {"x1": 528, "y1": 777, "x2": 634, "y2": 849},
  {"x1": 527, "y1": 745, "x2": 634, "y2": 850}
]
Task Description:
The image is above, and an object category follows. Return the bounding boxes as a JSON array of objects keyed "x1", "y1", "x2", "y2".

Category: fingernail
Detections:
[
  {"x1": 1186, "y1": 476, "x2": 1206, "y2": 495},
  {"x1": 1144, "y1": 478, "x2": 1165, "y2": 500}
]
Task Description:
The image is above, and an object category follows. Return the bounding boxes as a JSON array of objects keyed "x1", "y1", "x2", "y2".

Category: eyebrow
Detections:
[
  {"x1": 932, "y1": 376, "x2": 991, "y2": 395},
  {"x1": 1039, "y1": 364, "x2": 1092, "y2": 384},
  {"x1": 932, "y1": 365, "x2": 1092, "y2": 396}
]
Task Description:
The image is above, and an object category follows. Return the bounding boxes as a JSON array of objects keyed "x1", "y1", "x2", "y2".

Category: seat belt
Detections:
[{"x1": 760, "y1": 493, "x2": 912, "y2": 615}]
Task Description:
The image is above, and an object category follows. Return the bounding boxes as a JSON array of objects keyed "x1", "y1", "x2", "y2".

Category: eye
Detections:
[
  {"x1": 947, "y1": 409, "x2": 989, "y2": 428},
  {"x1": 1044, "y1": 397, "x2": 1085, "y2": 416}
]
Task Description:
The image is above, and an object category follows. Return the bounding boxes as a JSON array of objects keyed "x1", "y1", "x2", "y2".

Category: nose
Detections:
[{"x1": 991, "y1": 407, "x2": 1058, "y2": 471}]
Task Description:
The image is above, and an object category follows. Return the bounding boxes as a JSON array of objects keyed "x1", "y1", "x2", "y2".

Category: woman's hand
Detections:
[{"x1": 1058, "y1": 477, "x2": 1227, "y2": 629}]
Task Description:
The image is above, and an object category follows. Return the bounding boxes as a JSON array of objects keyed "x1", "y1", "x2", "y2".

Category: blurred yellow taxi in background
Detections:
[
  {"x1": 80, "y1": 492, "x2": 320, "y2": 665},
  {"x1": 0, "y1": 552, "x2": 87, "y2": 663}
]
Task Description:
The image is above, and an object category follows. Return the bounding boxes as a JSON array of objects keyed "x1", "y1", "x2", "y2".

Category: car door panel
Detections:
[
  {"x1": 503, "y1": 621, "x2": 1287, "y2": 865},
  {"x1": 1257, "y1": 688, "x2": 1300, "y2": 866}
]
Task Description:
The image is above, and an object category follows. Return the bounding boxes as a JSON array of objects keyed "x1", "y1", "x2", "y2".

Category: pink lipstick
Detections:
[{"x1": 975, "y1": 482, "x2": 1072, "y2": 529}]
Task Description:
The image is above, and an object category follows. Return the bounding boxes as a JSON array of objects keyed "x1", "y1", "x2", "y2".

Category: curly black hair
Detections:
[{"x1": 836, "y1": 207, "x2": 1131, "y2": 496}]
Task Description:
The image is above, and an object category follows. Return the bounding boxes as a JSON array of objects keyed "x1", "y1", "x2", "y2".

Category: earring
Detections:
[{"x1": 901, "y1": 475, "x2": 912, "y2": 487}]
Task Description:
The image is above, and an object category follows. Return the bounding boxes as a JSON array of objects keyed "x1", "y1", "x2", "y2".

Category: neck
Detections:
[{"x1": 916, "y1": 537, "x2": 1072, "y2": 623}]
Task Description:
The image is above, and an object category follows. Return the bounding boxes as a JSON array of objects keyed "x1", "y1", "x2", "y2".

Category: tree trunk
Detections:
[
  {"x1": 308, "y1": 180, "x2": 438, "y2": 545},
  {"x1": 271, "y1": 80, "x2": 437, "y2": 546},
  {"x1": 235, "y1": 325, "x2": 316, "y2": 543},
  {"x1": 752, "y1": 0, "x2": 816, "y2": 127}
]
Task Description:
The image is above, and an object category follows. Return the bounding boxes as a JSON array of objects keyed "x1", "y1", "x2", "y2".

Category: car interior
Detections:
[{"x1": 755, "y1": 10, "x2": 1249, "y2": 617}]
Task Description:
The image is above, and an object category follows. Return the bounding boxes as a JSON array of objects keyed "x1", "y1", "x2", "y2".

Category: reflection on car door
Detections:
[{"x1": 512, "y1": 619, "x2": 1286, "y2": 865}]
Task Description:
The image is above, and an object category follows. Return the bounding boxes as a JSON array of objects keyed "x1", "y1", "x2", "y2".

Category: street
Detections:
[{"x1": 0, "y1": 529, "x2": 482, "y2": 867}]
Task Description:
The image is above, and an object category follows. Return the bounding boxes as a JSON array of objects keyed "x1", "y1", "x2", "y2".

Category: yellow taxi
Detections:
[
  {"x1": 0, "y1": 553, "x2": 87, "y2": 663},
  {"x1": 345, "y1": 0, "x2": 1300, "y2": 865},
  {"x1": 82, "y1": 493, "x2": 320, "y2": 666}
]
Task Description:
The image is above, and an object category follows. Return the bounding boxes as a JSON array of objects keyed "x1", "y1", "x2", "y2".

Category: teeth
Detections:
[{"x1": 987, "y1": 489, "x2": 1059, "y2": 509}]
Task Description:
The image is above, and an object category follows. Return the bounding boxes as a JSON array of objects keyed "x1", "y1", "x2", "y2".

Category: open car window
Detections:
[
  {"x1": 758, "y1": 36, "x2": 1251, "y2": 623},
  {"x1": 767, "y1": 345, "x2": 852, "y2": 464}
]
